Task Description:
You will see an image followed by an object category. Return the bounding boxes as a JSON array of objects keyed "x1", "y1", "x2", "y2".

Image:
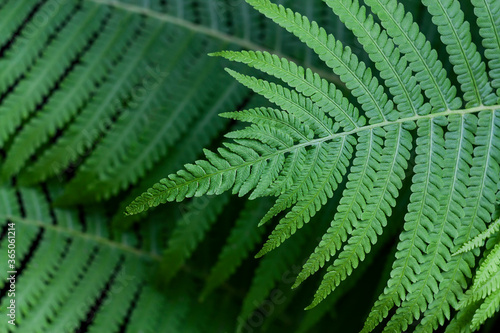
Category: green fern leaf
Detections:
[
  {"x1": 5, "y1": 0, "x2": 496, "y2": 331},
  {"x1": 0, "y1": 0, "x2": 38, "y2": 49},
  {"x1": 126, "y1": 285, "x2": 191, "y2": 333},
  {"x1": 201, "y1": 198, "x2": 270, "y2": 300},
  {"x1": 364, "y1": 0, "x2": 461, "y2": 111},
  {"x1": 0, "y1": 12, "x2": 138, "y2": 180},
  {"x1": 125, "y1": 2, "x2": 500, "y2": 331},
  {"x1": 17, "y1": 19, "x2": 166, "y2": 185},
  {"x1": 470, "y1": 287, "x2": 500, "y2": 330},
  {"x1": 256, "y1": 138, "x2": 353, "y2": 257},
  {"x1": 323, "y1": 0, "x2": 426, "y2": 118},
  {"x1": 0, "y1": 2, "x2": 107, "y2": 146},
  {"x1": 0, "y1": 0, "x2": 75, "y2": 92},
  {"x1": 471, "y1": 0, "x2": 500, "y2": 99},
  {"x1": 87, "y1": 255, "x2": 145, "y2": 333},
  {"x1": 244, "y1": 0, "x2": 395, "y2": 123},
  {"x1": 158, "y1": 194, "x2": 230, "y2": 284},
  {"x1": 422, "y1": 0, "x2": 495, "y2": 106},
  {"x1": 238, "y1": 224, "x2": 310, "y2": 330},
  {"x1": 454, "y1": 217, "x2": 500, "y2": 255},
  {"x1": 212, "y1": 50, "x2": 363, "y2": 130}
]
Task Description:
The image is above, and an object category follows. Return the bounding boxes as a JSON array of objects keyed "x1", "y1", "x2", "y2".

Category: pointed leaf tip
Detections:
[{"x1": 254, "y1": 250, "x2": 265, "y2": 259}]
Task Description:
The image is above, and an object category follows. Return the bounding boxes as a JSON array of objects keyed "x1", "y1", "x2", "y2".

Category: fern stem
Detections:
[
  {"x1": 8, "y1": 215, "x2": 161, "y2": 261},
  {"x1": 127, "y1": 104, "x2": 500, "y2": 216}
]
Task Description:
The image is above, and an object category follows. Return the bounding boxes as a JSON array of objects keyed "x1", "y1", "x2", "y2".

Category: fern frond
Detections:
[
  {"x1": 0, "y1": 12, "x2": 139, "y2": 180},
  {"x1": 158, "y1": 194, "x2": 230, "y2": 284},
  {"x1": 257, "y1": 139, "x2": 353, "y2": 256},
  {"x1": 226, "y1": 70, "x2": 338, "y2": 137},
  {"x1": 471, "y1": 0, "x2": 500, "y2": 99},
  {"x1": 0, "y1": 0, "x2": 37, "y2": 48},
  {"x1": 126, "y1": 123, "x2": 332, "y2": 215},
  {"x1": 17, "y1": 19, "x2": 166, "y2": 185},
  {"x1": 454, "y1": 217, "x2": 500, "y2": 255},
  {"x1": 305, "y1": 125, "x2": 411, "y2": 308},
  {"x1": 470, "y1": 287, "x2": 500, "y2": 331},
  {"x1": 212, "y1": 50, "x2": 363, "y2": 130},
  {"x1": 0, "y1": 2, "x2": 108, "y2": 147},
  {"x1": 364, "y1": 0, "x2": 461, "y2": 111},
  {"x1": 87, "y1": 255, "x2": 145, "y2": 333},
  {"x1": 201, "y1": 199, "x2": 270, "y2": 300},
  {"x1": 422, "y1": 0, "x2": 495, "y2": 106},
  {"x1": 244, "y1": 0, "x2": 395, "y2": 123},
  {"x1": 0, "y1": 0, "x2": 75, "y2": 92},
  {"x1": 323, "y1": 0, "x2": 427, "y2": 118},
  {"x1": 238, "y1": 225, "x2": 310, "y2": 329},
  {"x1": 362, "y1": 118, "x2": 446, "y2": 332}
]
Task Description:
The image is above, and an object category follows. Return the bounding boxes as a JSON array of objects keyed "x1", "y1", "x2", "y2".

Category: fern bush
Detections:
[
  {"x1": 126, "y1": 0, "x2": 500, "y2": 331},
  {"x1": 1, "y1": 0, "x2": 500, "y2": 332}
]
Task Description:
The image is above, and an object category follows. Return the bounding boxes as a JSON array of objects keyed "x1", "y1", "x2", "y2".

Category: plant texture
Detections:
[
  {"x1": 1, "y1": 0, "x2": 499, "y2": 332},
  {"x1": 126, "y1": 0, "x2": 500, "y2": 332}
]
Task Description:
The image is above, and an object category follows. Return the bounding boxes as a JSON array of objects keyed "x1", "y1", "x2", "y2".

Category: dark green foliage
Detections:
[{"x1": 1, "y1": 0, "x2": 500, "y2": 332}]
